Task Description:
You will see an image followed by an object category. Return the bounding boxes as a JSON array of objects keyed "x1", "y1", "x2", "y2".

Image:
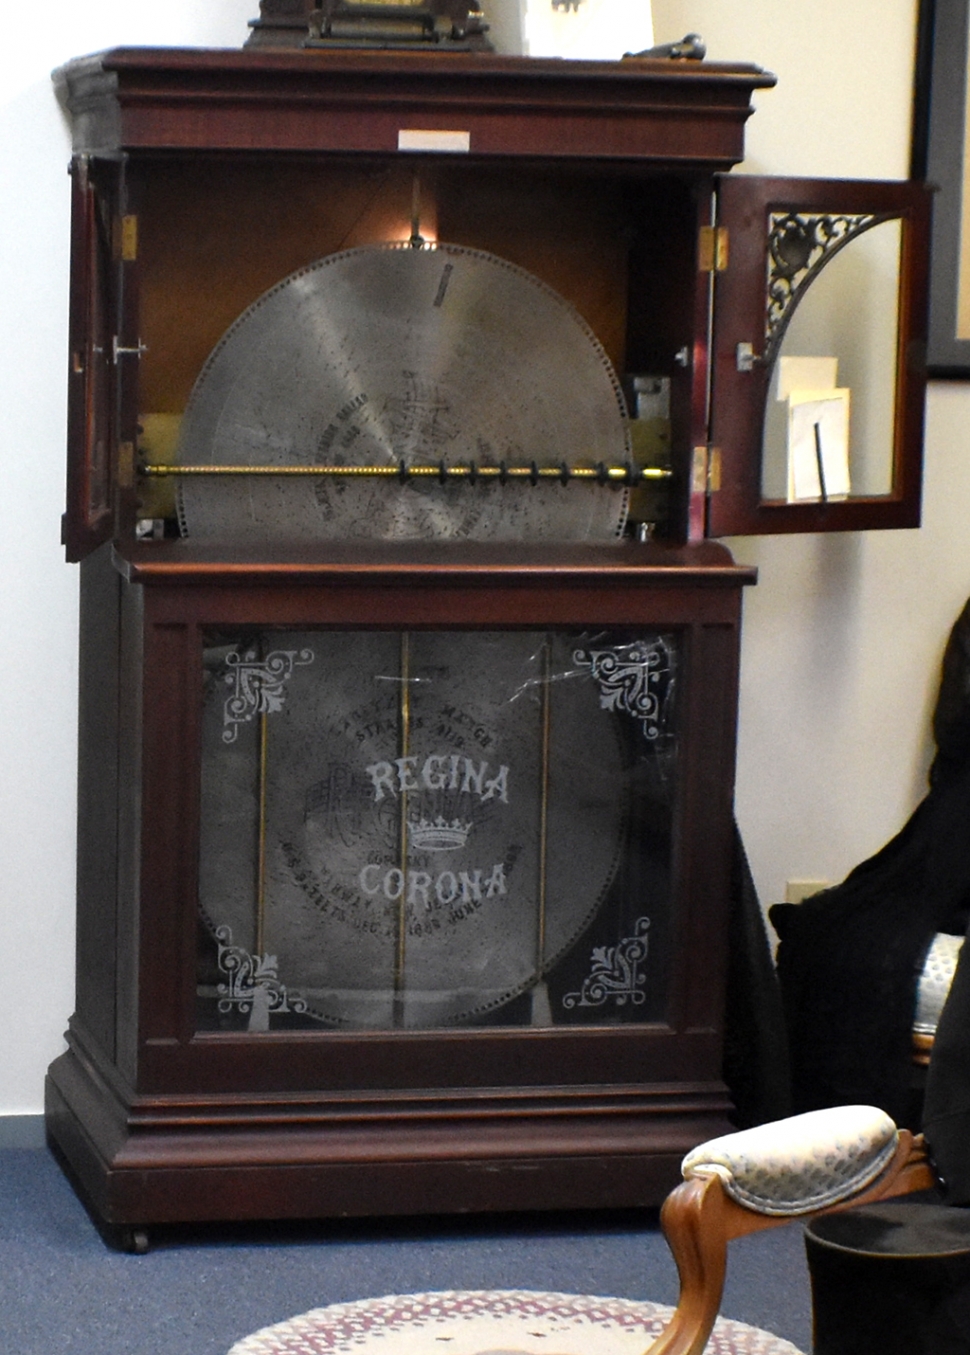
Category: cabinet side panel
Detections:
[
  {"x1": 115, "y1": 575, "x2": 145, "y2": 1083},
  {"x1": 74, "y1": 546, "x2": 122, "y2": 1061}
]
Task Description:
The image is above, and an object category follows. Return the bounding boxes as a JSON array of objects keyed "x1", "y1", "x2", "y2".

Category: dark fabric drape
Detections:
[
  {"x1": 770, "y1": 596, "x2": 970, "y2": 1129},
  {"x1": 723, "y1": 823, "x2": 792, "y2": 1127}
]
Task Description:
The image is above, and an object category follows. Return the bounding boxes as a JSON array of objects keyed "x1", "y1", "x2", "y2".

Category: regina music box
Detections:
[{"x1": 46, "y1": 20, "x2": 929, "y2": 1249}]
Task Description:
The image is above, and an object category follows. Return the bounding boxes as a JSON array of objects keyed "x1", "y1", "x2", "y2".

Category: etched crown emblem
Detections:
[{"x1": 408, "y1": 816, "x2": 472, "y2": 852}]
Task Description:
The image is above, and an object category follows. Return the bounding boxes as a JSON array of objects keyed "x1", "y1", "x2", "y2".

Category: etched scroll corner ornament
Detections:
[
  {"x1": 221, "y1": 647, "x2": 315, "y2": 743},
  {"x1": 563, "y1": 916, "x2": 650, "y2": 1010},
  {"x1": 214, "y1": 924, "x2": 308, "y2": 1028},
  {"x1": 573, "y1": 641, "x2": 672, "y2": 739}
]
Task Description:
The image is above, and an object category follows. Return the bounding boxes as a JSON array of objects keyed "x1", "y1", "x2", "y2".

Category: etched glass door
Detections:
[{"x1": 196, "y1": 628, "x2": 679, "y2": 1032}]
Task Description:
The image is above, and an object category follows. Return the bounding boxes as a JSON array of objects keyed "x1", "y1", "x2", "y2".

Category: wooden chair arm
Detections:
[{"x1": 644, "y1": 1129, "x2": 934, "y2": 1355}]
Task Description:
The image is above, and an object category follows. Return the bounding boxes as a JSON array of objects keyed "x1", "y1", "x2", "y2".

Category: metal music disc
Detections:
[{"x1": 177, "y1": 244, "x2": 630, "y2": 543}]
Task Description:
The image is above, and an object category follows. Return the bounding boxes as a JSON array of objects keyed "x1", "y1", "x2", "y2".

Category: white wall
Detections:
[
  {"x1": 1, "y1": 0, "x2": 962, "y2": 1115},
  {"x1": 0, "y1": 3, "x2": 256, "y2": 1116}
]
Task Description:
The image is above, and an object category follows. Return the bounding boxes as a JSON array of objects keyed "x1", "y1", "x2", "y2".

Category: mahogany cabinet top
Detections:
[
  {"x1": 54, "y1": 48, "x2": 775, "y2": 166},
  {"x1": 113, "y1": 537, "x2": 758, "y2": 589}
]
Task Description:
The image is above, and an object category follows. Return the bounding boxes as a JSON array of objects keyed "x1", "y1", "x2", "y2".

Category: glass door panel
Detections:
[
  {"x1": 760, "y1": 216, "x2": 902, "y2": 503},
  {"x1": 196, "y1": 627, "x2": 680, "y2": 1033}
]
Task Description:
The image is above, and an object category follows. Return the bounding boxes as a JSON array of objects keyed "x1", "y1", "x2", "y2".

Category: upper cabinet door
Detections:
[
  {"x1": 707, "y1": 175, "x2": 930, "y2": 538},
  {"x1": 63, "y1": 156, "x2": 123, "y2": 562}
]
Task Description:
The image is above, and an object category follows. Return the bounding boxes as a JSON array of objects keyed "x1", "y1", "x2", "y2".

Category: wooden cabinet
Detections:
[{"x1": 46, "y1": 48, "x2": 930, "y2": 1242}]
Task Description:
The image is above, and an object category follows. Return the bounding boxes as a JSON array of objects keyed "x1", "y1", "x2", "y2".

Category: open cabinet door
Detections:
[
  {"x1": 63, "y1": 156, "x2": 124, "y2": 562},
  {"x1": 707, "y1": 175, "x2": 930, "y2": 538}
]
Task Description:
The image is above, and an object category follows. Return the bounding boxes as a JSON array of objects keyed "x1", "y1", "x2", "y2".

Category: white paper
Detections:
[
  {"x1": 777, "y1": 355, "x2": 838, "y2": 402},
  {"x1": 787, "y1": 389, "x2": 851, "y2": 502},
  {"x1": 523, "y1": 0, "x2": 653, "y2": 60}
]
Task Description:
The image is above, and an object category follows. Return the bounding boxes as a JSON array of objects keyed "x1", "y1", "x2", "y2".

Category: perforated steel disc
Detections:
[{"x1": 177, "y1": 244, "x2": 630, "y2": 543}]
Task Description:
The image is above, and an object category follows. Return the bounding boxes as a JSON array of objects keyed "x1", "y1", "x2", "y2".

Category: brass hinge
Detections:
[
  {"x1": 691, "y1": 444, "x2": 722, "y2": 495},
  {"x1": 698, "y1": 225, "x2": 729, "y2": 273},
  {"x1": 115, "y1": 214, "x2": 138, "y2": 261}
]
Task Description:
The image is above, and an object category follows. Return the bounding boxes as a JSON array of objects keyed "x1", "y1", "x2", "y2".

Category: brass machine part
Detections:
[
  {"x1": 256, "y1": 710, "x2": 269, "y2": 959},
  {"x1": 137, "y1": 414, "x2": 182, "y2": 519},
  {"x1": 394, "y1": 632, "x2": 411, "y2": 1025},
  {"x1": 536, "y1": 638, "x2": 552, "y2": 980},
  {"x1": 247, "y1": 0, "x2": 491, "y2": 48},
  {"x1": 626, "y1": 417, "x2": 673, "y2": 528},
  {"x1": 304, "y1": 0, "x2": 491, "y2": 48},
  {"x1": 143, "y1": 461, "x2": 672, "y2": 484}
]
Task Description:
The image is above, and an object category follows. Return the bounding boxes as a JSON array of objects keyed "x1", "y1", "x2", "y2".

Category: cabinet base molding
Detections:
[{"x1": 45, "y1": 1049, "x2": 733, "y2": 1229}]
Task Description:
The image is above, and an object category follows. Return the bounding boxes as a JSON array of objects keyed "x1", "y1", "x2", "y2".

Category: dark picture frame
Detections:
[{"x1": 913, "y1": 0, "x2": 970, "y2": 375}]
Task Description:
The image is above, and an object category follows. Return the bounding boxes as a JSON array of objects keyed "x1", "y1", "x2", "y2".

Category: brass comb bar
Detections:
[{"x1": 142, "y1": 461, "x2": 672, "y2": 485}]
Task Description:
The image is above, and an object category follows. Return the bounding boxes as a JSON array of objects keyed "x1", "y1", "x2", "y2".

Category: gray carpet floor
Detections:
[{"x1": 0, "y1": 1148, "x2": 812, "y2": 1355}]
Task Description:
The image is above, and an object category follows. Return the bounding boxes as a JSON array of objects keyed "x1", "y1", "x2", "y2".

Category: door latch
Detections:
[
  {"x1": 736, "y1": 342, "x2": 764, "y2": 372},
  {"x1": 113, "y1": 336, "x2": 148, "y2": 364}
]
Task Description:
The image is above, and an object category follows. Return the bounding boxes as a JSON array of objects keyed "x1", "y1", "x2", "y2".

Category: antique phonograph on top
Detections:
[{"x1": 46, "y1": 4, "x2": 930, "y2": 1248}]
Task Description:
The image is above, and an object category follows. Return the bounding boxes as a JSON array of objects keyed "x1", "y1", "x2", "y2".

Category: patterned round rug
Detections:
[{"x1": 226, "y1": 1289, "x2": 804, "y2": 1355}]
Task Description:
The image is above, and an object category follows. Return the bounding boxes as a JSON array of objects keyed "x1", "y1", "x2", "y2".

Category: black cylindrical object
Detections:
[{"x1": 805, "y1": 1202, "x2": 970, "y2": 1354}]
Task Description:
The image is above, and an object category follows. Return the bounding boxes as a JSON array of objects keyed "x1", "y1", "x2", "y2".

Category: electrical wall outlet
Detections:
[{"x1": 784, "y1": 879, "x2": 829, "y2": 904}]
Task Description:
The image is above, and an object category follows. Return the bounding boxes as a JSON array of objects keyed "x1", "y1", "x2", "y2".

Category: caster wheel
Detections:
[{"x1": 118, "y1": 1226, "x2": 151, "y2": 1254}]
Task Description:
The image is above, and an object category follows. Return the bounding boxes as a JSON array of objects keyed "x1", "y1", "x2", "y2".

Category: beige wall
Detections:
[{"x1": 0, "y1": 0, "x2": 963, "y2": 1113}]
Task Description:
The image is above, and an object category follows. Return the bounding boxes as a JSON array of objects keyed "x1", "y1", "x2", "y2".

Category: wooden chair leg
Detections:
[{"x1": 645, "y1": 1174, "x2": 779, "y2": 1355}]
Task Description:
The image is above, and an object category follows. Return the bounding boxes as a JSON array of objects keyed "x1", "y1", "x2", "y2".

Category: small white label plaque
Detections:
[{"x1": 398, "y1": 129, "x2": 471, "y2": 153}]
